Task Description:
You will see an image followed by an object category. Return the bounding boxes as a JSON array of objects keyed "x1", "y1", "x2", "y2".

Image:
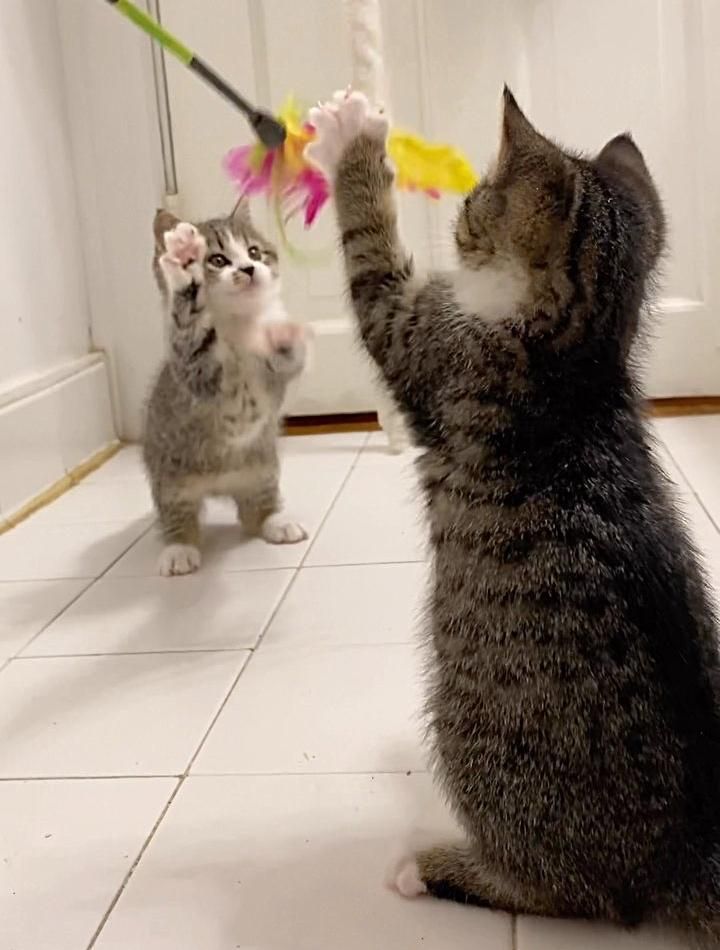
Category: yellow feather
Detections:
[{"x1": 388, "y1": 129, "x2": 478, "y2": 194}]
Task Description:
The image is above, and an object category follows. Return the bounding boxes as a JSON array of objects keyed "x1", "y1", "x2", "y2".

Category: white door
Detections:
[{"x1": 159, "y1": 0, "x2": 720, "y2": 411}]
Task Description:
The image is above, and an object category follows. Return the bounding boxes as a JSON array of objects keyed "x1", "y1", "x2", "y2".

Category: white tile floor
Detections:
[{"x1": 1, "y1": 421, "x2": 718, "y2": 949}]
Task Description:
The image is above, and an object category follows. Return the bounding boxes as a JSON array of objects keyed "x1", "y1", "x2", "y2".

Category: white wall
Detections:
[
  {"x1": 0, "y1": 0, "x2": 116, "y2": 520},
  {"x1": 0, "y1": 0, "x2": 90, "y2": 392},
  {"x1": 57, "y1": 0, "x2": 167, "y2": 442}
]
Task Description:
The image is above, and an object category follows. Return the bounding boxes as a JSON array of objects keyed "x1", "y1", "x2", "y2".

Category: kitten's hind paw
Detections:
[
  {"x1": 158, "y1": 543, "x2": 201, "y2": 576},
  {"x1": 260, "y1": 514, "x2": 308, "y2": 545},
  {"x1": 305, "y1": 89, "x2": 390, "y2": 179}
]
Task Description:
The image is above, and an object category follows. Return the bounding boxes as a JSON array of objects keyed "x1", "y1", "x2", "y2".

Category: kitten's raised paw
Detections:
[
  {"x1": 305, "y1": 89, "x2": 390, "y2": 179},
  {"x1": 260, "y1": 513, "x2": 308, "y2": 545},
  {"x1": 158, "y1": 543, "x2": 201, "y2": 576},
  {"x1": 388, "y1": 856, "x2": 428, "y2": 899},
  {"x1": 163, "y1": 222, "x2": 206, "y2": 265},
  {"x1": 159, "y1": 222, "x2": 207, "y2": 290}
]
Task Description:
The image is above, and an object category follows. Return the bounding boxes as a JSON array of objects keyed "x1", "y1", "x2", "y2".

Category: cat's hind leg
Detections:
[
  {"x1": 235, "y1": 483, "x2": 307, "y2": 546},
  {"x1": 155, "y1": 493, "x2": 202, "y2": 576},
  {"x1": 392, "y1": 844, "x2": 553, "y2": 917}
]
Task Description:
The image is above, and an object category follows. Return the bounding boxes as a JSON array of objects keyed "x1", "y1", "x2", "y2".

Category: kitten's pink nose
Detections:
[{"x1": 239, "y1": 265, "x2": 255, "y2": 278}]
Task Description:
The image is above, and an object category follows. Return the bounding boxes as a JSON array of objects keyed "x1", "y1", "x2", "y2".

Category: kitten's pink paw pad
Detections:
[
  {"x1": 390, "y1": 858, "x2": 428, "y2": 899},
  {"x1": 305, "y1": 89, "x2": 389, "y2": 178},
  {"x1": 163, "y1": 222, "x2": 206, "y2": 266}
]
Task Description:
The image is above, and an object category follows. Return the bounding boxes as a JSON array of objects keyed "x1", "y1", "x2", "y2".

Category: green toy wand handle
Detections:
[{"x1": 104, "y1": 0, "x2": 286, "y2": 149}]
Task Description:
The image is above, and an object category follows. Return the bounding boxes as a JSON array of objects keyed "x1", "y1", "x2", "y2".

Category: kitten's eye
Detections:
[
  {"x1": 208, "y1": 253, "x2": 231, "y2": 268},
  {"x1": 247, "y1": 246, "x2": 262, "y2": 261}
]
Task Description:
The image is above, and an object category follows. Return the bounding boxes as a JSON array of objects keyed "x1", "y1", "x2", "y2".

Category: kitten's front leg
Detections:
[
  {"x1": 159, "y1": 221, "x2": 207, "y2": 313},
  {"x1": 159, "y1": 222, "x2": 224, "y2": 399}
]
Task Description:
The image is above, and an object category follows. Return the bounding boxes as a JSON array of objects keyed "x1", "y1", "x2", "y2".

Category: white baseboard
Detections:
[{"x1": 0, "y1": 354, "x2": 117, "y2": 520}]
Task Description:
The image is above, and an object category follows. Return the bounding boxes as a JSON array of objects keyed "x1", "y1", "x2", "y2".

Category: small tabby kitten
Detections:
[
  {"x1": 308, "y1": 89, "x2": 720, "y2": 941},
  {"x1": 144, "y1": 202, "x2": 307, "y2": 576}
]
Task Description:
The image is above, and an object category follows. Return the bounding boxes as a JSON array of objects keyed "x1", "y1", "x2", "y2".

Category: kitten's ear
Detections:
[
  {"x1": 596, "y1": 133, "x2": 650, "y2": 178},
  {"x1": 500, "y1": 86, "x2": 545, "y2": 156},
  {"x1": 153, "y1": 209, "x2": 179, "y2": 249},
  {"x1": 230, "y1": 196, "x2": 252, "y2": 232}
]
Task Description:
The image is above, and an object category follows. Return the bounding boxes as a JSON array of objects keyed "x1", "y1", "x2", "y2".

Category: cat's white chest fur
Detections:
[{"x1": 451, "y1": 258, "x2": 529, "y2": 323}]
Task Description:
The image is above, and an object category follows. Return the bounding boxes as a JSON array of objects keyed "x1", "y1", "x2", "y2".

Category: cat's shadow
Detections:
[{"x1": 0, "y1": 516, "x2": 257, "y2": 753}]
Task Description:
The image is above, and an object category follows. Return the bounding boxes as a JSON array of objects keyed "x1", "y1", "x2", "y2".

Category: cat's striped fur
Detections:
[{"x1": 327, "y1": 88, "x2": 720, "y2": 941}]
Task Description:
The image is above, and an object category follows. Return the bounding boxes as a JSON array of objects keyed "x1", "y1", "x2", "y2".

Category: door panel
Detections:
[{"x1": 160, "y1": 0, "x2": 720, "y2": 407}]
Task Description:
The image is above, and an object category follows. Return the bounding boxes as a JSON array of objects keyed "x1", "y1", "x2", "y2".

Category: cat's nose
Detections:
[{"x1": 239, "y1": 265, "x2": 255, "y2": 277}]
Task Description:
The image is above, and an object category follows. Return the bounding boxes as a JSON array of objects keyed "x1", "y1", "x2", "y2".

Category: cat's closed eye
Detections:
[
  {"x1": 208, "y1": 253, "x2": 231, "y2": 268},
  {"x1": 248, "y1": 246, "x2": 262, "y2": 261}
]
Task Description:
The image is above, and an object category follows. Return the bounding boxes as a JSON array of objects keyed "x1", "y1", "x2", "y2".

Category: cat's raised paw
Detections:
[
  {"x1": 158, "y1": 543, "x2": 201, "y2": 576},
  {"x1": 159, "y1": 223, "x2": 207, "y2": 290},
  {"x1": 260, "y1": 514, "x2": 308, "y2": 545},
  {"x1": 163, "y1": 222, "x2": 206, "y2": 266},
  {"x1": 389, "y1": 857, "x2": 428, "y2": 899},
  {"x1": 305, "y1": 89, "x2": 390, "y2": 179}
]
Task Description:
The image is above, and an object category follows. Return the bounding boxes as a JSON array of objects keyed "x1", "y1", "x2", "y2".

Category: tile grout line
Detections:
[
  {"x1": 16, "y1": 648, "x2": 254, "y2": 660},
  {"x1": 85, "y1": 776, "x2": 185, "y2": 950},
  {"x1": 182, "y1": 432, "x2": 371, "y2": 776},
  {"x1": 293, "y1": 431, "x2": 371, "y2": 572},
  {"x1": 0, "y1": 773, "x2": 182, "y2": 782},
  {"x1": 179, "y1": 767, "x2": 429, "y2": 778},
  {"x1": 294, "y1": 557, "x2": 426, "y2": 570},
  {"x1": 17, "y1": 640, "x2": 418, "y2": 660},
  {"x1": 511, "y1": 914, "x2": 518, "y2": 950},
  {"x1": 0, "y1": 767, "x2": 430, "y2": 782},
  {"x1": 82, "y1": 436, "x2": 370, "y2": 948},
  {"x1": 661, "y1": 441, "x2": 720, "y2": 534},
  {"x1": 8, "y1": 522, "x2": 155, "y2": 664}
]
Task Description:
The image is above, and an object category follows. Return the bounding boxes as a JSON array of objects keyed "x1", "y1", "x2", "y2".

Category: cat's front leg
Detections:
[
  {"x1": 305, "y1": 91, "x2": 398, "y2": 270},
  {"x1": 158, "y1": 221, "x2": 207, "y2": 310},
  {"x1": 159, "y1": 223, "x2": 224, "y2": 399},
  {"x1": 306, "y1": 92, "x2": 413, "y2": 451}
]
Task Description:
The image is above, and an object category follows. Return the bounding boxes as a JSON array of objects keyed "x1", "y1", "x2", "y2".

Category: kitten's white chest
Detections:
[{"x1": 221, "y1": 384, "x2": 271, "y2": 449}]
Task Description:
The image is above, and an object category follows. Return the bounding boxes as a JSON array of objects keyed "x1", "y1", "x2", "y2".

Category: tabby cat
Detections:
[
  {"x1": 144, "y1": 203, "x2": 307, "y2": 576},
  {"x1": 307, "y1": 88, "x2": 720, "y2": 942}
]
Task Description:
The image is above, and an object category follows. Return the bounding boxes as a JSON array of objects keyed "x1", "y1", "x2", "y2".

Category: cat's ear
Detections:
[
  {"x1": 230, "y1": 196, "x2": 252, "y2": 232},
  {"x1": 500, "y1": 86, "x2": 543, "y2": 154},
  {"x1": 153, "y1": 209, "x2": 180, "y2": 249},
  {"x1": 596, "y1": 133, "x2": 650, "y2": 178}
]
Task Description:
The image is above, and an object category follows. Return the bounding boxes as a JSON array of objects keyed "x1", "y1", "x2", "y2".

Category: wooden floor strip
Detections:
[
  {"x1": 0, "y1": 442, "x2": 122, "y2": 536},
  {"x1": 283, "y1": 398, "x2": 720, "y2": 434}
]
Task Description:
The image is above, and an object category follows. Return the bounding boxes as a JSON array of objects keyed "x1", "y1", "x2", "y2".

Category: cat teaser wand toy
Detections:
[
  {"x1": 104, "y1": 0, "x2": 286, "y2": 148},
  {"x1": 104, "y1": 0, "x2": 478, "y2": 231}
]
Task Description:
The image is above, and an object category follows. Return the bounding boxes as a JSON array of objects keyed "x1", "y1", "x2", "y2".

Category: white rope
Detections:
[
  {"x1": 344, "y1": 0, "x2": 410, "y2": 452},
  {"x1": 344, "y1": 0, "x2": 385, "y2": 105}
]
